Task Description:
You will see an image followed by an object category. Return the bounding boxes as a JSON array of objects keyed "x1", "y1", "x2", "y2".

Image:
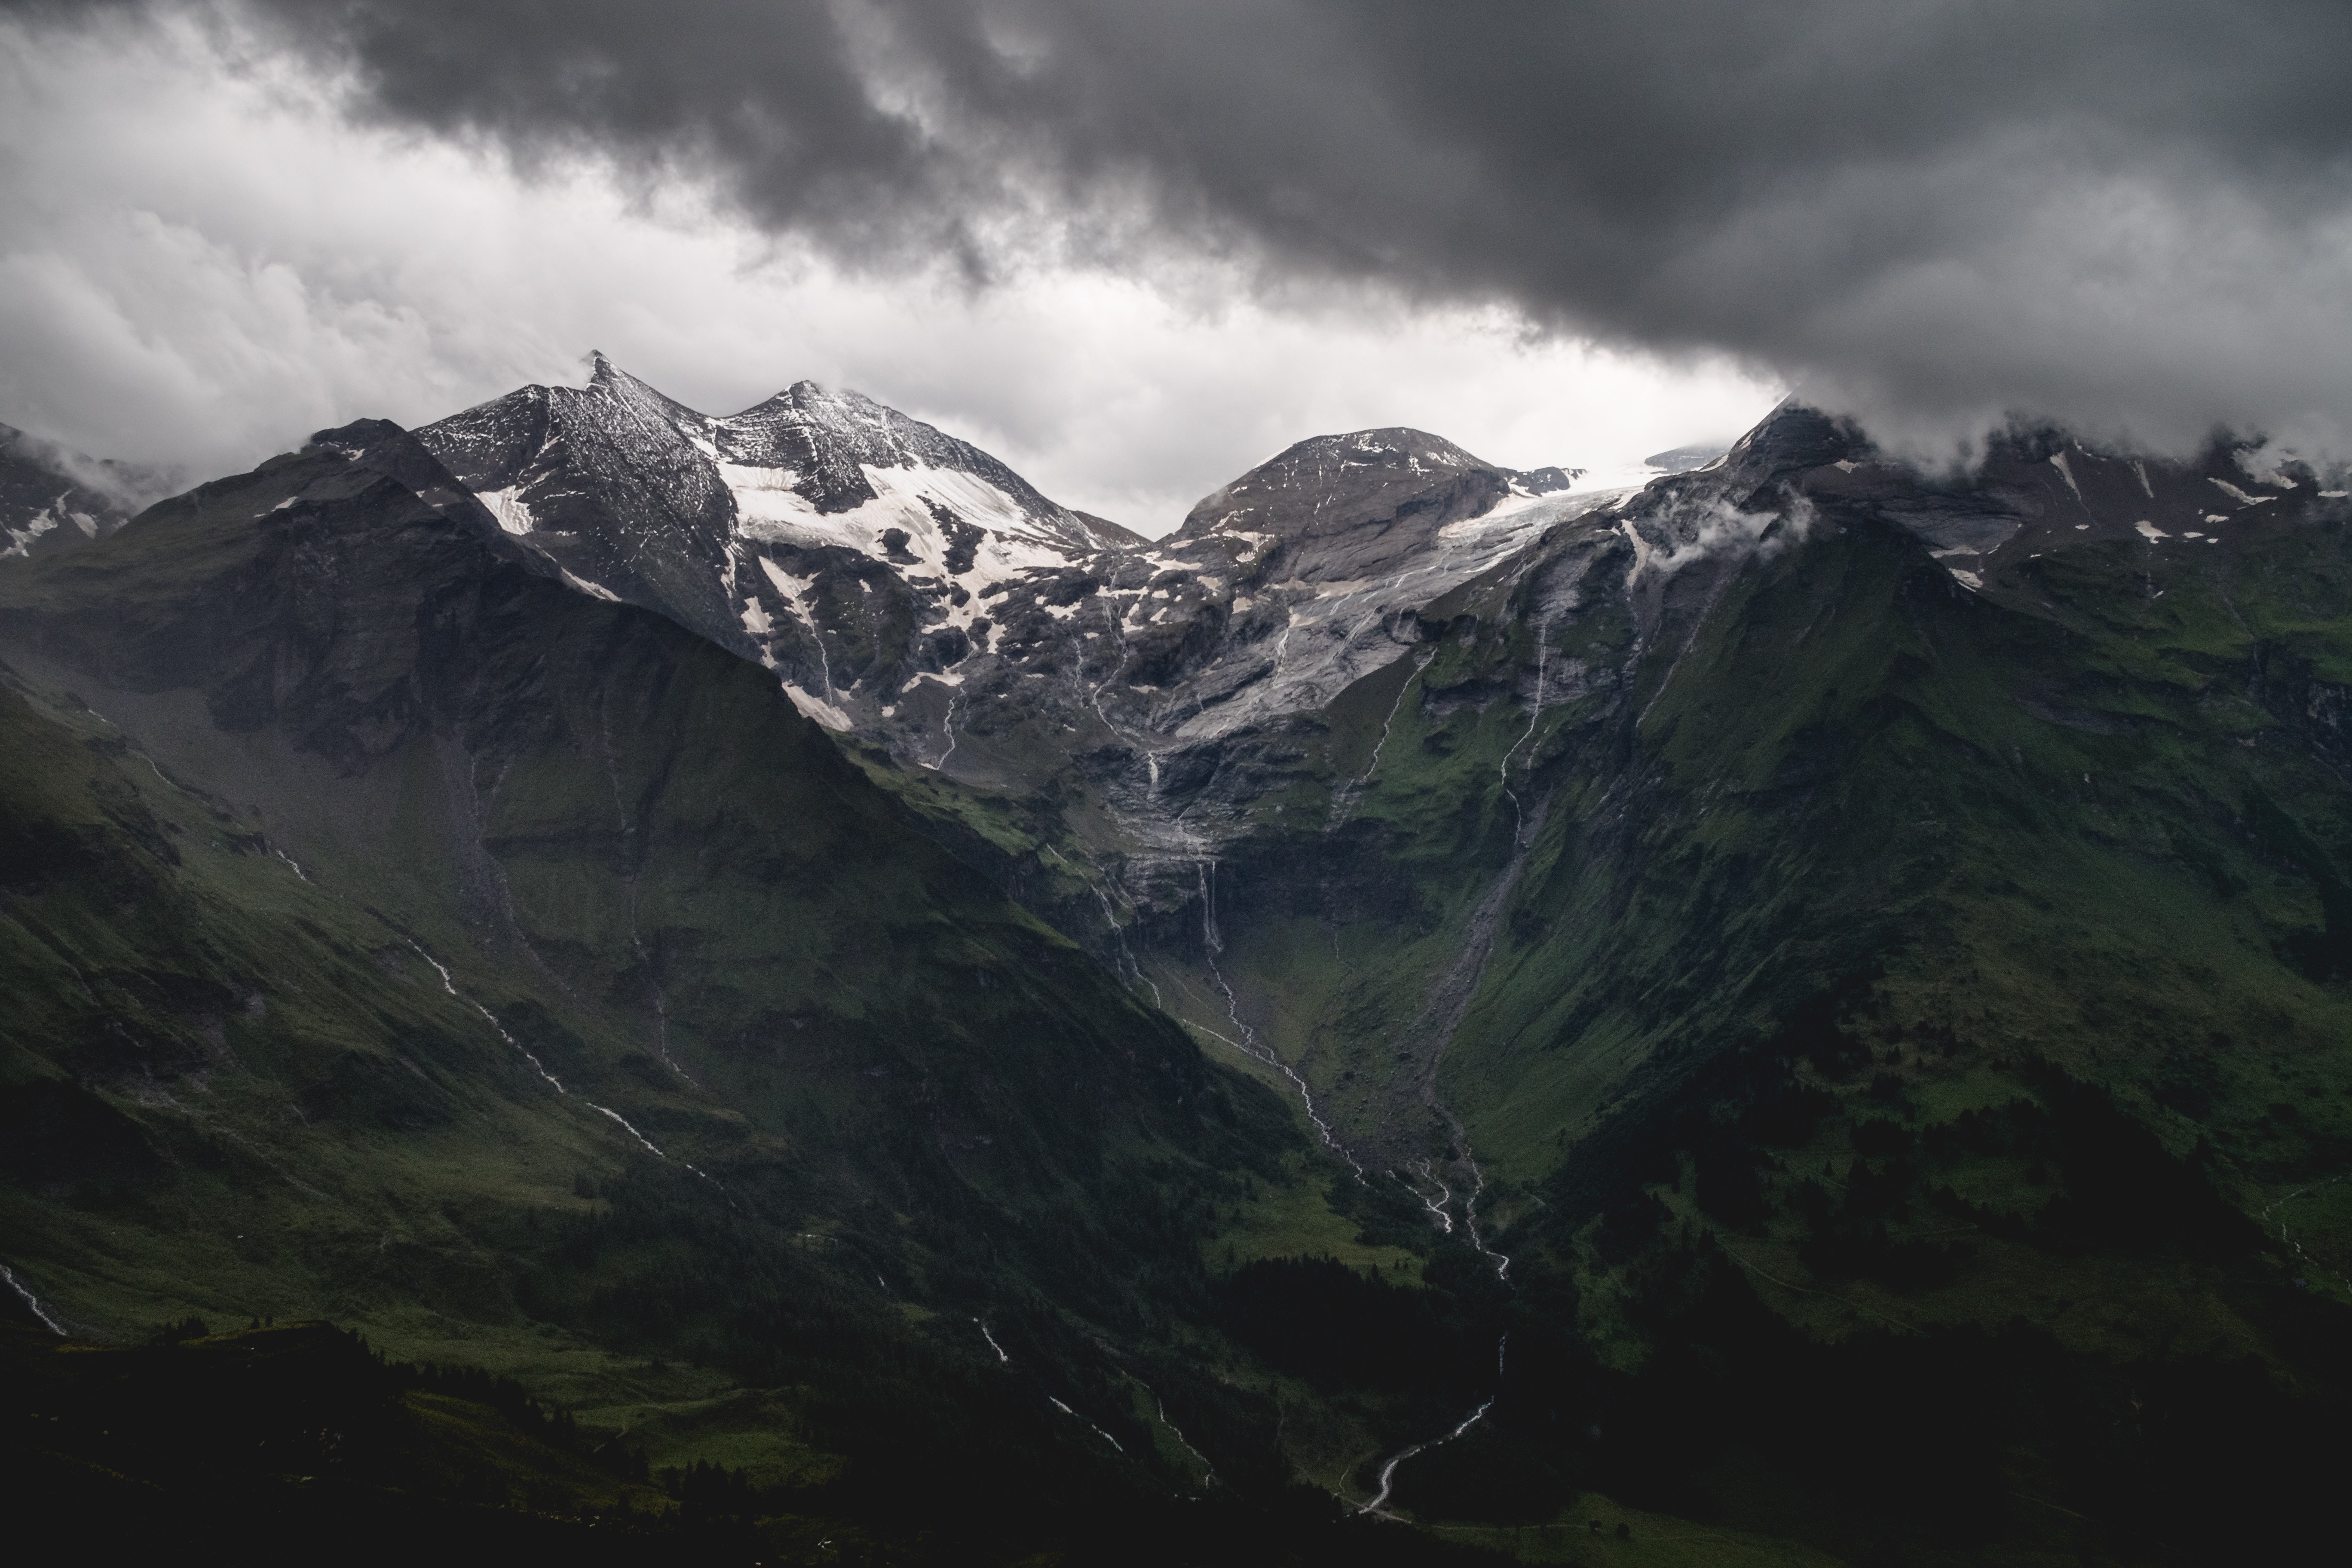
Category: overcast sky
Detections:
[{"x1": 6, "y1": 2, "x2": 2351, "y2": 533}]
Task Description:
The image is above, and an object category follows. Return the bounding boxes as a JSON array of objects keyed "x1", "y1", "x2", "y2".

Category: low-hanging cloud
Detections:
[
  {"x1": 9, "y1": 0, "x2": 2352, "y2": 475},
  {"x1": 157, "y1": 0, "x2": 2352, "y2": 456},
  {"x1": 0, "y1": 4, "x2": 1781, "y2": 530},
  {"x1": 1627, "y1": 487, "x2": 1819, "y2": 582}
]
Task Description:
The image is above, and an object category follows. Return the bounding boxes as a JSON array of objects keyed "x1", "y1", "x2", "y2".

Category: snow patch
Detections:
[
  {"x1": 716, "y1": 461, "x2": 816, "y2": 533},
  {"x1": 757, "y1": 554, "x2": 818, "y2": 603},
  {"x1": 783, "y1": 684, "x2": 854, "y2": 730},
  {"x1": 476, "y1": 486, "x2": 536, "y2": 536},
  {"x1": 2, "y1": 519, "x2": 54, "y2": 557},
  {"x1": 560, "y1": 567, "x2": 622, "y2": 601},
  {"x1": 2049, "y1": 451, "x2": 2086, "y2": 505},
  {"x1": 724, "y1": 458, "x2": 1073, "y2": 593},
  {"x1": 2134, "y1": 521, "x2": 2170, "y2": 542},
  {"x1": 1437, "y1": 485, "x2": 1620, "y2": 551}
]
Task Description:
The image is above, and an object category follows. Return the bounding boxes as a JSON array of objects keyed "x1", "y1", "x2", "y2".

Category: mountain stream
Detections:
[
  {"x1": 1196, "y1": 861, "x2": 1368, "y2": 1181},
  {"x1": 2, "y1": 1262, "x2": 66, "y2": 1335}
]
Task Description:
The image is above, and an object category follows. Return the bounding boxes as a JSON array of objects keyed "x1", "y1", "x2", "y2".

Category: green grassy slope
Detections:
[
  {"x1": 839, "y1": 416, "x2": 2352, "y2": 1559},
  {"x1": 1450, "y1": 487, "x2": 2352, "y2": 1354},
  {"x1": 932, "y1": 414, "x2": 2352, "y2": 1358},
  {"x1": 0, "y1": 423, "x2": 1435, "y2": 1559},
  {"x1": 1141, "y1": 469, "x2": 2352, "y2": 1557}
]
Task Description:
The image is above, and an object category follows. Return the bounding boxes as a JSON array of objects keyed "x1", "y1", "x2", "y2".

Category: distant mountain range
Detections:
[{"x1": 3, "y1": 363, "x2": 2348, "y2": 1563}]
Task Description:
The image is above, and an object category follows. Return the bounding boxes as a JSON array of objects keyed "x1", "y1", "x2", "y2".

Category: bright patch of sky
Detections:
[{"x1": 0, "y1": 15, "x2": 1779, "y2": 535}]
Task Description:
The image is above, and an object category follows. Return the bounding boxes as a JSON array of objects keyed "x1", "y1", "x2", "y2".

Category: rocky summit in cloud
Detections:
[
  {"x1": 0, "y1": 423, "x2": 168, "y2": 559},
  {"x1": 113, "y1": 0, "x2": 2352, "y2": 454}
]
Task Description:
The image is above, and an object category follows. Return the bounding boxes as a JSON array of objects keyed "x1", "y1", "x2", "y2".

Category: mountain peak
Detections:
[
  {"x1": 582, "y1": 349, "x2": 643, "y2": 395},
  {"x1": 732, "y1": 379, "x2": 896, "y2": 439},
  {"x1": 1175, "y1": 426, "x2": 1510, "y2": 546},
  {"x1": 415, "y1": 360, "x2": 1114, "y2": 712},
  {"x1": 1267, "y1": 427, "x2": 1489, "y2": 483}
]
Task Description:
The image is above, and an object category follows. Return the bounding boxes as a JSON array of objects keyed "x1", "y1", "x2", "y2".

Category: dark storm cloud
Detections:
[{"x1": 19, "y1": 0, "x2": 2352, "y2": 448}]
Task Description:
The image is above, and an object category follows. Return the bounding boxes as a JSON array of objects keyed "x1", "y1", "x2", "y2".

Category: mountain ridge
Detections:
[
  {"x1": 6, "y1": 366, "x2": 2352, "y2": 1560},
  {"x1": 0, "y1": 413, "x2": 1367, "y2": 1554},
  {"x1": 412, "y1": 361, "x2": 1610, "y2": 749}
]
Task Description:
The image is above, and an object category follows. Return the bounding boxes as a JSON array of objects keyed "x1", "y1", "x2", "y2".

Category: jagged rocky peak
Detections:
[
  {"x1": 1720, "y1": 401, "x2": 1865, "y2": 474},
  {"x1": 420, "y1": 354, "x2": 1118, "y2": 557},
  {"x1": 584, "y1": 349, "x2": 703, "y2": 419},
  {"x1": 410, "y1": 355, "x2": 1143, "y2": 726},
  {"x1": 720, "y1": 380, "x2": 1098, "y2": 542}
]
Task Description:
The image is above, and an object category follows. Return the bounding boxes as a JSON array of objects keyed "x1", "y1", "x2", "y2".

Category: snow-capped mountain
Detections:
[
  {"x1": 1173, "y1": 426, "x2": 1580, "y2": 583},
  {"x1": 418, "y1": 361, "x2": 2347, "y2": 968},
  {"x1": 418, "y1": 355, "x2": 1140, "y2": 726},
  {"x1": 416, "y1": 358, "x2": 1610, "y2": 774}
]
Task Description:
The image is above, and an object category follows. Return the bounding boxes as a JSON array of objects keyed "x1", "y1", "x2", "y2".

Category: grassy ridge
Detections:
[
  {"x1": 837, "y1": 434, "x2": 2352, "y2": 1556},
  {"x1": 0, "y1": 424, "x2": 1450, "y2": 1560},
  {"x1": 1441, "y1": 509, "x2": 2352, "y2": 1348}
]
